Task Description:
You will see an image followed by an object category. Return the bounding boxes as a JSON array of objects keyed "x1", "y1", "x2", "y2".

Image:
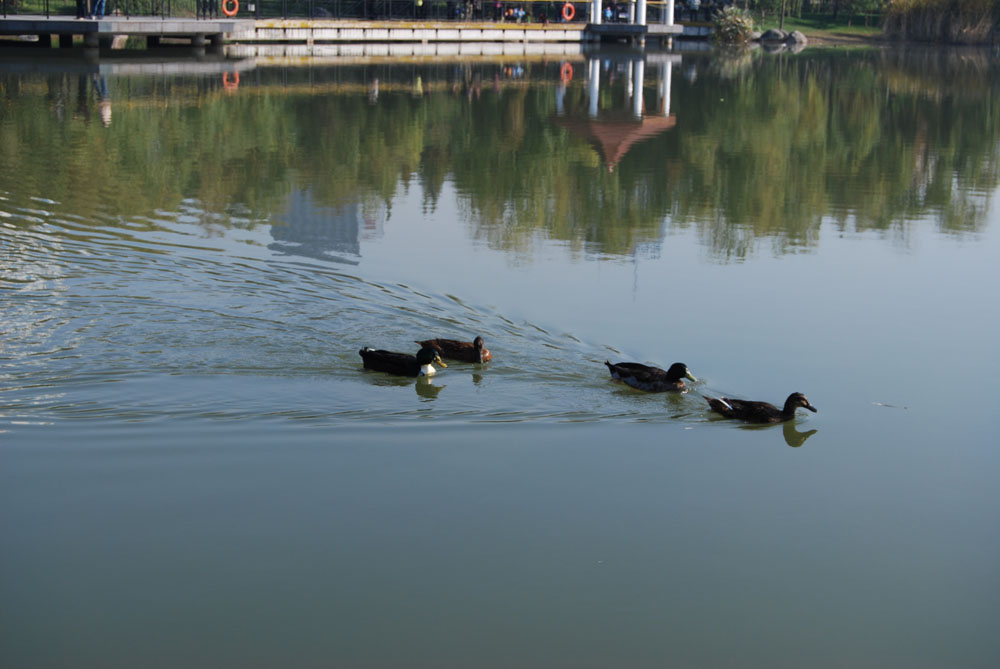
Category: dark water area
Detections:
[{"x1": 2, "y1": 46, "x2": 999, "y2": 667}]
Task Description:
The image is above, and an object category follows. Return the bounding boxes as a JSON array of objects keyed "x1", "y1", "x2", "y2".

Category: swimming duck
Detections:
[
  {"x1": 703, "y1": 392, "x2": 818, "y2": 424},
  {"x1": 359, "y1": 346, "x2": 447, "y2": 377},
  {"x1": 604, "y1": 361, "x2": 696, "y2": 392},
  {"x1": 416, "y1": 336, "x2": 492, "y2": 364}
]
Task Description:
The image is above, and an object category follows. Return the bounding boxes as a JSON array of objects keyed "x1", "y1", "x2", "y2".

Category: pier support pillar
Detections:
[
  {"x1": 59, "y1": 34, "x2": 74, "y2": 48},
  {"x1": 37, "y1": 34, "x2": 54, "y2": 48},
  {"x1": 209, "y1": 33, "x2": 225, "y2": 46},
  {"x1": 666, "y1": 0, "x2": 675, "y2": 26},
  {"x1": 591, "y1": 0, "x2": 601, "y2": 24},
  {"x1": 191, "y1": 34, "x2": 207, "y2": 46},
  {"x1": 147, "y1": 35, "x2": 161, "y2": 48},
  {"x1": 637, "y1": 0, "x2": 647, "y2": 26},
  {"x1": 84, "y1": 32, "x2": 99, "y2": 48}
]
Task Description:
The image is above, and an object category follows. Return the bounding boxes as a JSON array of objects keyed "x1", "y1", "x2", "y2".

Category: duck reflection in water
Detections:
[
  {"x1": 415, "y1": 378, "x2": 445, "y2": 400},
  {"x1": 783, "y1": 421, "x2": 817, "y2": 447},
  {"x1": 732, "y1": 417, "x2": 818, "y2": 447}
]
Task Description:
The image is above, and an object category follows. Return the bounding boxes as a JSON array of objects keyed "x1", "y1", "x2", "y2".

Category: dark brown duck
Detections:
[
  {"x1": 604, "y1": 361, "x2": 697, "y2": 392},
  {"x1": 703, "y1": 392, "x2": 818, "y2": 423},
  {"x1": 416, "y1": 336, "x2": 492, "y2": 364}
]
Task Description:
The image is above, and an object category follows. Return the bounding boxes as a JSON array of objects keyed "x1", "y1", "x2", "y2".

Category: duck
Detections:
[
  {"x1": 359, "y1": 345, "x2": 447, "y2": 377},
  {"x1": 604, "y1": 360, "x2": 696, "y2": 392},
  {"x1": 415, "y1": 336, "x2": 492, "y2": 364},
  {"x1": 703, "y1": 392, "x2": 818, "y2": 424}
]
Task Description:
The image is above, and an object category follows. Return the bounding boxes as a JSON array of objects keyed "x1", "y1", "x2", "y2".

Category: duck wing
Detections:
[
  {"x1": 606, "y1": 362, "x2": 683, "y2": 392},
  {"x1": 359, "y1": 348, "x2": 420, "y2": 376},
  {"x1": 417, "y1": 338, "x2": 486, "y2": 363},
  {"x1": 704, "y1": 396, "x2": 783, "y2": 423}
]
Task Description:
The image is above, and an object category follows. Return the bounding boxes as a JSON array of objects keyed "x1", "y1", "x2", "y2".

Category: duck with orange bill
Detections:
[{"x1": 416, "y1": 336, "x2": 492, "y2": 364}]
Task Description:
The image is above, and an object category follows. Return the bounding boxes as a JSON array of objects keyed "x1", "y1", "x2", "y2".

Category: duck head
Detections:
[
  {"x1": 416, "y1": 346, "x2": 447, "y2": 376},
  {"x1": 473, "y1": 336, "x2": 492, "y2": 363},
  {"x1": 667, "y1": 362, "x2": 697, "y2": 383},
  {"x1": 785, "y1": 392, "x2": 818, "y2": 414}
]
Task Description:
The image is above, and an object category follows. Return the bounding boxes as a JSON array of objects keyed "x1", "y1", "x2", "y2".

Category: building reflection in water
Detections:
[
  {"x1": 268, "y1": 190, "x2": 383, "y2": 265},
  {"x1": 554, "y1": 54, "x2": 678, "y2": 172}
]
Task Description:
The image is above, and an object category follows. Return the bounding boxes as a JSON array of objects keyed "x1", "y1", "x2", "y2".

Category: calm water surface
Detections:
[{"x1": 2, "y1": 46, "x2": 999, "y2": 667}]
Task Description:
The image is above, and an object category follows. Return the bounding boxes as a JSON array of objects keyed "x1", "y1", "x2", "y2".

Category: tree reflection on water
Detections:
[{"x1": 2, "y1": 47, "x2": 997, "y2": 263}]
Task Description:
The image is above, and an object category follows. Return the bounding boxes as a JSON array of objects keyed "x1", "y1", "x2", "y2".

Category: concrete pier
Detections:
[
  {"x1": 0, "y1": 17, "x2": 687, "y2": 49},
  {"x1": 0, "y1": 15, "x2": 251, "y2": 48},
  {"x1": 227, "y1": 20, "x2": 586, "y2": 45}
]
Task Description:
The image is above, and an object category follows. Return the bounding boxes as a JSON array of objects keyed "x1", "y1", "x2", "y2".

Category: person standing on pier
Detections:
[{"x1": 89, "y1": 0, "x2": 105, "y2": 20}]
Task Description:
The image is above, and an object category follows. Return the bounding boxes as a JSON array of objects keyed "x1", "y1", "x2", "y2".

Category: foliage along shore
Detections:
[
  {"x1": 728, "y1": 3, "x2": 997, "y2": 46},
  {"x1": 883, "y1": 0, "x2": 998, "y2": 44},
  {"x1": 786, "y1": 1, "x2": 998, "y2": 44}
]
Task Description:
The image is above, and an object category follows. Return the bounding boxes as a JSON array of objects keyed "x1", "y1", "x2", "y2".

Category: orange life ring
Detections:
[
  {"x1": 222, "y1": 0, "x2": 239, "y2": 16},
  {"x1": 560, "y1": 62, "x2": 573, "y2": 83},
  {"x1": 223, "y1": 71, "x2": 240, "y2": 90},
  {"x1": 561, "y1": 2, "x2": 575, "y2": 21}
]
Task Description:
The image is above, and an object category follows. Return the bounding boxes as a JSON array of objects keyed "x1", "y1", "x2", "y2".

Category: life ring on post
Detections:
[
  {"x1": 223, "y1": 71, "x2": 240, "y2": 90},
  {"x1": 561, "y1": 2, "x2": 575, "y2": 21},
  {"x1": 560, "y1": 62, "x2": 573, "y2": 83},
  {"x1": 222, "y1": 0, "x2": 239, "y2": 17}
]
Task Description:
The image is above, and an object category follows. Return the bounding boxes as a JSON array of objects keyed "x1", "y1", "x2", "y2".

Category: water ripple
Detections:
[{"x1": 1, "y1": 195, "x2": 709, "y2": 429}]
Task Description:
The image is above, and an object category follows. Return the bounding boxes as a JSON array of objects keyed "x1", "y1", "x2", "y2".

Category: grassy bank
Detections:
[
  {"x1": 757, "y1": 13, "x2": 884, "y2": 44},
  {"x1": 751, "y1": 3, "x2": 997, "y2": 45}
]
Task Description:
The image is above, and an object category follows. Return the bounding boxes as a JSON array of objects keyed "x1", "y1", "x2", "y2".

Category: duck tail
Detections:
[{"x1": 704, "y1": 395, "x2": 733, "y2": 411}]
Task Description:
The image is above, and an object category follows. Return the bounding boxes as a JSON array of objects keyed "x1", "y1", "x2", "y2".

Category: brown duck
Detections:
[
  {"x1": 704, "y1": 392, "x2": 818, "y2": 423},
  {"x1": 416, "y1": 336, "x2": 492, "y2": 364},
  {"x1": 604, "y1": 361, "x2": 697, "y2": 392}
]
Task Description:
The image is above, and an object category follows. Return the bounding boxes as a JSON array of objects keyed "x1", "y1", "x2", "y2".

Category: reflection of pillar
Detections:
[
  {"x1": 591, "y1": 0, "x2": 602, "y2": 24},
  {"x1": 659, "y1": 61, "x2": 673, "y2": 115},
  {"x1": 632, "y1": 59, "x2": 645, "y2": 119},
  {"x1": 588, "y1": 59, "x2": 600, "y2": 119},
  {"x1": 556, "y1": 81, "x2": 566, "y2": 116},
  {"x1": 637, "y1": 0, "x2": 647, "y2": 25},
  {"x1": 626, "y1": 61, "x2": 633, "y2": 107},
  {"x1": 666, "y1": 0, "x2": 675, "y2": 26}
]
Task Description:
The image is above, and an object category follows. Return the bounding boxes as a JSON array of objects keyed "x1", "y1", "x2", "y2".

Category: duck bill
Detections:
[
  {"x1": 685, "y1": 371, "x2": 698, "y2": 383},
  {"x1": 435, "y1": 356, "x2": 448, "y2": 368},
  {"x1": 805, "y1": 404, "x2": 818, "y2": 413}
]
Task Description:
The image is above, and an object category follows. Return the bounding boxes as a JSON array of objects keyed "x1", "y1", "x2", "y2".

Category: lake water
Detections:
[{"x1": 2, "y1": 45, "x2": 999, "y2": 667}]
